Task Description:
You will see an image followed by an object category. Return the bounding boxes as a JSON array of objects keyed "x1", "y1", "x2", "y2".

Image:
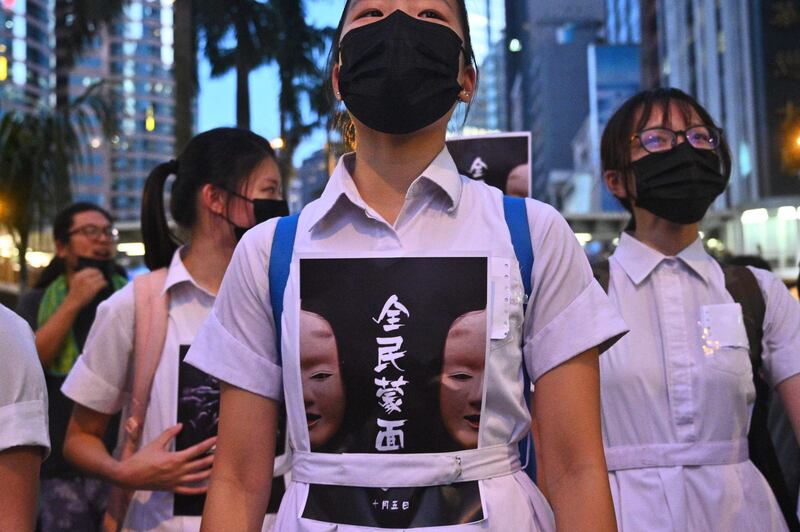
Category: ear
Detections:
[
  {"x1": 332, "y1": 63, "x2": 341, "y2": 101},
  {"x1": 603, "y1": 170, "x2": 628, "y2": 199},
  {"x1": 459, "y1": 66, "x2": 477, "y2": 103},
  {"x1": 200, "y1": 183, "x2": 227, "y2": 217},
  {"x1": 55, "y1": 239, "x2": 68, "y2": 259}
]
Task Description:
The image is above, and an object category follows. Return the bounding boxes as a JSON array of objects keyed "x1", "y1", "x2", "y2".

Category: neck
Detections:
[
  {"x1": 351, "y1": 126, "x2": 446, "y2": 225},
  {"x1": 180, "y1": 220, "x2": 236, "y2": 295},
  {"x1": 631, "y1": 207, "x2": 699, "y2": 256}
]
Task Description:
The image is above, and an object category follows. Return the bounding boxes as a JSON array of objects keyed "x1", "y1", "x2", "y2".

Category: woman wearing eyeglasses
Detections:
[{"x1": 598, "y1": 88, "x2": 800, "y2": 531}]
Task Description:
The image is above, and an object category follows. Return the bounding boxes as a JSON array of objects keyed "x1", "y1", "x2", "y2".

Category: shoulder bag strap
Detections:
[{"x1": 103, "y1": 268, "x2": 170, "y2": 532}]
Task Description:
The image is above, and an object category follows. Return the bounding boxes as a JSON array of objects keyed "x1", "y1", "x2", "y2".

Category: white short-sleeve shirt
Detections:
[
  {"x1": 601, "y1": 232, "x2": 800, "y2": 531},
  {"x1": 62, "y1": 250, "x2": 219, "y2": 532},
  {"x1": 0, "y1": 304, "x2": 50, "y2": 455},
  {"x1": 187, "y1": 148, "x2": 628, "y2": 531}
]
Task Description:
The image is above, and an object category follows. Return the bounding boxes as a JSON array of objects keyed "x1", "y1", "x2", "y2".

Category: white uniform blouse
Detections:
[
  {"x1": 601, "y1": 232, "x2": 800, "y2": 531},
  {"x1": 186, "y1": 148, "x2": 628, "y2": 531},
  {"x1": 61, "y1": 250, "x2": 272, "y2": 532},
  {"x1": 0, "y1": 304, "x2": 50, "y2": 455}
]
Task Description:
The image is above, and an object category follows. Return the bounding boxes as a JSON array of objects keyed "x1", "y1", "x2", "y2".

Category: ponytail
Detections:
[{"x1": 141, "y1": 160, "x2": 181, "y2": 270}]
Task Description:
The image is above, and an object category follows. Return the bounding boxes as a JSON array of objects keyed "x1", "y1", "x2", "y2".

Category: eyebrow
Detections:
[{"x1": 348, "y1": 0, "x2": 457, "y2": 14}]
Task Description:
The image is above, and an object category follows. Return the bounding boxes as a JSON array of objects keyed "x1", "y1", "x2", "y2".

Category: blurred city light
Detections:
[
  {"x1": 117, "y1": 242, "x2": 146, "y2": 256},
  {"x1": 574, "y1": 232, "x2": 593, "y2": 245},
  {"x1": 145, "y1": 106, "x2": 156, "y2": 132},
  {"x1": 741, "y1": 208, "x2": 769, "y2": 224},
  {"x1": 0, "y1": 55, "x2": 7, "y2": 82},
  {"x1": 25, "y1": 251, "x2": 52, "y2": 268},
  {"x1": 271, "y1": 137, "x2": 285, "y2": 150},
  {"x1": 778, "y1": 206, "x2": 800, "y2": 221},
  {"x1": 509, "y1": 38, "x2": 522, "y2": 53}
]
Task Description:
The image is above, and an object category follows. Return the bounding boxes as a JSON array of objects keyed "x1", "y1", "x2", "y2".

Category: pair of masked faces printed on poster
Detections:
[{"x1": 298, "y1": 255, "x2": 489, "y2": 528}]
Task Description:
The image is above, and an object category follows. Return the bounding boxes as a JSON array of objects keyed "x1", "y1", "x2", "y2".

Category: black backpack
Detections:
[{"x1": 593, "y1": 260, "x2": 799, "y2": 531}]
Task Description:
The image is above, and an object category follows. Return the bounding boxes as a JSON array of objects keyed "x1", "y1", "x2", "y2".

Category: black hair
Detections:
[
  {"x1": 141, "y1": 127, "x2": 277, "y2": 270},
  {"x1": 600, "y1": 87, "x2": 733, "y2": 220},
  {"x1": 36, "y1": 202, "x2": 115, "y2": 289},
  {"x1": 326, "y1": 0, "x2": 479, "y2": 144}
]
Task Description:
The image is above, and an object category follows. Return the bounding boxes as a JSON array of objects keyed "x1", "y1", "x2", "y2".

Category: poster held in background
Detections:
[
  {"x1": 446, "y1": 132, "x2": 531, "y2": 197},
  {"x1": 299, "y1": 256, "x2": 489, "y2": 528}
]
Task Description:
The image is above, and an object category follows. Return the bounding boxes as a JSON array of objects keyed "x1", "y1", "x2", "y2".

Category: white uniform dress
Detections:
[
  {"x1": 601, "y1": 232, "x2": 800, "y2": 531},
  {"x1": 0, "y1": 303, "x2": 50, "y2": 455},
  {"x1": 62, "y1": 250, "x2": 274, "y2": 532},
  {"x1": 186, "y1": 148, "x2": 628, "y2": 531}
]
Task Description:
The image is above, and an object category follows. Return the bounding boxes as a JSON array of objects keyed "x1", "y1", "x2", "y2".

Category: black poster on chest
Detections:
[
  {"x1": 174, "y1": 344, "x2": 219, "y2": 516},
  {"x1": 173, "y1": 346, "x2": 287, "y2": 517},
  {"x1": 299, "y1": 257, "x2": 488, "y2": 527}
]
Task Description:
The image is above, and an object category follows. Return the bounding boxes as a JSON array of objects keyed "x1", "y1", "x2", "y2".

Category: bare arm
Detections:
[
  {"x1": 533, "y1": 347, "x2": 616, "y2": 532},
  {"x1": 777, "y1": 373, "x2": 800, "y2": 445},
  {"x1": 201, "y1": 382, "x2": 278, "y2": 532},
  {"x1": 0, "y1": 446, "x2": 42, "y2": 531},
  {"x1": 65, "y1": 404, "x2": 215, "y2": 493},
  {"x1": 35, "y1": 269, "x2": 107, "y2": 365}
]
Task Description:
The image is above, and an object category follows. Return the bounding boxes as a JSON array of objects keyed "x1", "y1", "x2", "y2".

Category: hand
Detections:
[
  {"x1": 115, "y1": 423, "x2": 217, "y2": 495},
  {"x1": 65, "y1": 268, "x2": 108, "y2": 309}
]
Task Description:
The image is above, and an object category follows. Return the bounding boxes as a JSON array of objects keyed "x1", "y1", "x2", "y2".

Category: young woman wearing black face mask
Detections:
[
  {"x1": 599, "y1": 88, "x2": 800, "y2": 531},
  {"x1": 186, "y1": 2, "x2": 626, "y2": 531},
  {"x1": 60, "y1": 128, "x2": 288, "y2": 531}
]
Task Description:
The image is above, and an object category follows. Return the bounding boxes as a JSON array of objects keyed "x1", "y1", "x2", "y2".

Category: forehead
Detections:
[
  {"x1": 71, "y1": 210, "x2": 110, "y2": 228},
  {"x1": 637, "y1": 100, "x2": 703, "y2": 130}
]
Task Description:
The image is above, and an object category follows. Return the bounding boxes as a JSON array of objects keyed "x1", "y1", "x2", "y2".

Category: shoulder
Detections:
[
  {"x1": 0, "y1": 304, "x2": 37, "y2": 358},
  {"x1": 0, "y1": 304, "x2": 43, "y2": 400},
  {"x1": 93, "y1": 281, "x2": 136, "y2": 328},
  {"x1": 745, "y1": 266, "x2": 796, "y2": 311}
]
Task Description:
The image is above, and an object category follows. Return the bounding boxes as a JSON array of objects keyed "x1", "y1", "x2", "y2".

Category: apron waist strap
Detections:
[
  {"x1": 291, "y1": 443, "x2": 522, "y2": 487},
  {"x1": 605, "y1": 437, "x2": 749, "y2": 471}
]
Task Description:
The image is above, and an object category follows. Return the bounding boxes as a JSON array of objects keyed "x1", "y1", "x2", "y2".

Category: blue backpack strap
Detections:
[
  {"x1": 502, "y1": 196, "x2": 536, "y2": 482},
  {"x1": 268, "y1": 213, "x2": 301, "y2": 361}
]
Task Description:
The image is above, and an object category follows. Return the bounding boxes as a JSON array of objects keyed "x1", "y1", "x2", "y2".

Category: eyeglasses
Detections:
[
  {"x1": 631, "y1": 125, "x2": 723, "y2": 154},
  {"x1": 68, "y1": 224, "x2": 119, "y2": 241}
]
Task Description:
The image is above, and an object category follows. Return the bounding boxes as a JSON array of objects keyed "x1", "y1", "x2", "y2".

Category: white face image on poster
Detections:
[
  {"x1": 300, "y1": 310, "x2": 346, "y2": 449},
  {"x1": 439, "y1": 309, "x2": 487, "y2": 449}
]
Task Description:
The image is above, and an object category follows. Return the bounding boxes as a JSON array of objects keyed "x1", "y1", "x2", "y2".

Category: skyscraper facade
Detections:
[
  {"x1": 505, "y1": 0, "x2": 605, "y2": 201},
  {"x1": 67, "y1": 0, "x2": 176, "y2": 220},
  {"x1": 0, "y1": 0, "x2": 54, "y2": 116},
  {"x1": 462, "y1": 0, "x2": 507, "y2": 133}
]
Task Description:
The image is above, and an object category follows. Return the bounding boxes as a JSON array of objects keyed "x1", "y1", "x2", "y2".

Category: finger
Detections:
[
  {"x1": 177, "y1": 435, "x2": 217, "y2": 460},
  {"x1": 173, "y1": 484, "x2": 209, "y2": 495},
  {"x1": 180, "y1": 453, "x2": 214, "y2": 473},
  {"x1": 157, "y1": 423, "x2": 183, "y2": 447},
  {"x1": 178, "y1": 469, "x2": 212, "y2": 485}
]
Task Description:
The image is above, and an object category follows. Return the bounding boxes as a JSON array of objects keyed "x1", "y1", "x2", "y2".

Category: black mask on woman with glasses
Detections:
[{"x1": 631, "y1": 141, "x2": 728, "y2": 225}]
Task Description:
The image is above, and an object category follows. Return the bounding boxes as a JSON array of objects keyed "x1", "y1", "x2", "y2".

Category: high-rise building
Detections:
[
  {"x1": 65, "y1": 0, "x2": 176, "y2": 220},
  {"x1": 0, "y1": 0, "x2": 54, "y2": 116},
  {"x1": 462, "y1": 0, "x2": 507, "y2": 133},
  {"x1": 288, "y1": 148, "x2": 329, "y2": 213},
  {"x1": 506, "y1": 0, "x2": 605, "y2": 201}
]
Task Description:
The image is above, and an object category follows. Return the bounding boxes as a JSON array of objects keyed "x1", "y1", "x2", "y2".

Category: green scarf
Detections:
[{"x1": 37, "y1": 273, "x2": 128, "y2": 376}]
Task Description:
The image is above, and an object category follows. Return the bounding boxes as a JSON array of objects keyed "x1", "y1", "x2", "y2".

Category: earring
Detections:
[
  {"x1": 335, "y1": 91, "x2": 341, "y2": 99},
  {"x1": 461, "y1": 91, "x2": 471, "y2": 101}
]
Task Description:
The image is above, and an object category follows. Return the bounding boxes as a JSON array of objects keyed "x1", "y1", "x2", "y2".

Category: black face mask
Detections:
[
  {"x1": 630, "y1": 142, "x2": 728, "y2": 224},
  {"x1": 76, "y1": 256, "x2": 115, "y2": 283},
  {"x1": 227, "y1": 196, "x2": 290, "y2": 242},
  {"x1": 338, "y1": 10, "x2": 465, "y2": 135},
  {"x1": 74, "y1": 256, "x2": 119, "y2": 347}
]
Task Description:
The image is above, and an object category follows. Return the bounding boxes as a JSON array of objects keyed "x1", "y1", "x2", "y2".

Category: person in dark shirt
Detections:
[{"x1": 16, "y1": 202, "x2": 126, "y2": 531}]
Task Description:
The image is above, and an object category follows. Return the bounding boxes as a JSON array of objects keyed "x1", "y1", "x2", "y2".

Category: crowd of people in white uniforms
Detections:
[{"x1": 2, "y1": 0, "x2": 800, "y2": 531}]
